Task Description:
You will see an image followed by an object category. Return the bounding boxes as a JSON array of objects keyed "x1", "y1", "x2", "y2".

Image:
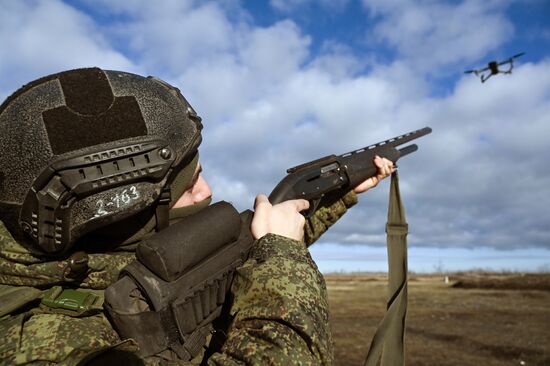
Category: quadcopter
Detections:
[{"x1": 464, "y1": 52, "x2": 525, "y2": 83}]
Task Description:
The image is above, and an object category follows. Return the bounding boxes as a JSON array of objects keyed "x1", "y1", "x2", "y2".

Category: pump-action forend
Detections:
[{"x1": 268, "y1": 127, "x2": 432, "y2": 213}]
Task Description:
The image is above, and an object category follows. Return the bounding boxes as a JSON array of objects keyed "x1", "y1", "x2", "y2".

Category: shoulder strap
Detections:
[{"x1": 364, "y1": 171, "x2": 408, "y2": 366}]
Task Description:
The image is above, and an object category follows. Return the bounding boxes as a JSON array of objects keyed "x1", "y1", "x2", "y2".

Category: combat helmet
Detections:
[{"x1": 0, "y1": 68, "x2": 203, "y2": 257}]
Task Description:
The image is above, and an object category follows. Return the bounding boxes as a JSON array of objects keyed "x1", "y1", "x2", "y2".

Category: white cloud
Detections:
[
  {"x1": 207, "y1": 173, "x2": 256, "y2": 210},
  {"x1": 270, "y1": 0, "x2": 350, "y2": 13},
  {"x1": 309, "y1": 42, "x2": 364, "y2": 80},
  {"x1": 0, "y1": 0, "x2": 135, "y2": 97},
  {"x1": 175, "y1": 20, "x2": 312, "y2": 123},
  {"x1": 361, "y1": 0, "x2": 515, "y2": 71},
  {"x1": 238, "y1": 20, "x2": 310, "y2": 81},
  {"x1": 110, "y1": 1, "x2": 234, "y2": 75},
  {"x1": 342, "y1": 233, "x2": 387, "y2": 244}
]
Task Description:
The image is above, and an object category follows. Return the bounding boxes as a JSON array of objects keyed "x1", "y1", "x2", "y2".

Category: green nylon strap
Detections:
[
  {"x1": 0, "y1": 284, "x2": 43, "y2": 317},
  {"x1": 364, "y1": 171, "x2": 408, "y2": 366}
]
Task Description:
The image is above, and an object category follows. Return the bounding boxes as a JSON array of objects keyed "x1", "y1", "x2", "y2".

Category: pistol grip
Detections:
[{"x1": 303, "y1": 198, "x2": 322, "y2": 218}]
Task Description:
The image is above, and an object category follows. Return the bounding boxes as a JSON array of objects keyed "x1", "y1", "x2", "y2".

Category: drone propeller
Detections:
[
  {"x1": 499, "y1": 52, "x2": 526, "y2": 65},
  {"x1": 464, "y1": 66, "x2": 487, "y2": 75},
  {"x1": 511, "y1": 52, "x2": 525, "y2": 59}
]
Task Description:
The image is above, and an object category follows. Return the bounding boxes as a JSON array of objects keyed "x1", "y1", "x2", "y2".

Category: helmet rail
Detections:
[{"x1": 20, "y1": 138, "x2": 176, "y2": 254}]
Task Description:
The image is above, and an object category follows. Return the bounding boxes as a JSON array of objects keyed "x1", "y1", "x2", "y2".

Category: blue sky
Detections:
[{"x1": 1, "y1": 0, "x2": 549, "y2": 272}]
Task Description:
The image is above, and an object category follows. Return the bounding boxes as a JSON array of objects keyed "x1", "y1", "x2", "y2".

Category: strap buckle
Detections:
[{"x1": 40, "y1": 286, "x2": 103, "y2": 317}]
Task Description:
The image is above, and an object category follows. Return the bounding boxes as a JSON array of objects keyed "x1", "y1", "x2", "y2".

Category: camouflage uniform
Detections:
[{"x1": 0, "y1": 193, "x2": 357, "y2": 365}]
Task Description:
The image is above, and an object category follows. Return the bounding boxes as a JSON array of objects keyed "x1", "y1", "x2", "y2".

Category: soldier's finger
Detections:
[
  {"x1": 374, "y1": 155, "x2": 384, "y2": 168},
  {"x1": 382, "y1": 164, "x2": 391, "y2": 176},
  {"x1": 290, "y1": 199, "x2": 310, "y2": 212}
]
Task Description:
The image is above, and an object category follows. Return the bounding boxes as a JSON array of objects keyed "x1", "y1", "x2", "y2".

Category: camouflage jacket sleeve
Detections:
[
  {"x1": 208, "y1": 233, "x2": 333, "y2": 366},
  {"x1": 304, "y1": 190, "x2": 358, "y2": 246}
]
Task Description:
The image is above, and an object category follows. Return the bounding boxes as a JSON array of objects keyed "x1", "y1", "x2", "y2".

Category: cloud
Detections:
[
  {"x1": 361, "y1": 0, "x2": 515, "y2": 72},
  {"x1": 309, "y1": 41, "x2": 364, "y2": 80},
  {"x1": 175, "y1": 19, "x2": 311, "y2": 122},
  {"x1": 270, "y1": 0, "x2": 350, "y2": 13},
  {"x1": 75, "y1": 0, "x2": 234, "y2": 76},
  {"x1": 0, "y1": 0, "x2": 135, "y2": 98}
]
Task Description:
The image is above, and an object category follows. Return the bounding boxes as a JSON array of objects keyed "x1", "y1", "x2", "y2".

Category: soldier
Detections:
[{"x1": 0, "y1": 68, "x2": 393, "y2": 365}]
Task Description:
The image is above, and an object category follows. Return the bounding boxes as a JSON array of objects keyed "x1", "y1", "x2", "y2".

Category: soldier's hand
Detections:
[
  {"x1": 251, "y1": 194, "x2": 310, "y2": 241},
  {"x1": 353, "y1": 155, "x2": 395, "y2": 193}
]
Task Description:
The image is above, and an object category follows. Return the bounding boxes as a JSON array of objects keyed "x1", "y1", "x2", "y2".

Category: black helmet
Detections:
[{"x1": 0, "y1": 67, "x2": 203, "y2": 256}]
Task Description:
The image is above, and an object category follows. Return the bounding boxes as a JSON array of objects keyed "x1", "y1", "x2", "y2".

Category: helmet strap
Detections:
[{"x1": 155, "y1": 187, "x2": 172, "y2": 231}]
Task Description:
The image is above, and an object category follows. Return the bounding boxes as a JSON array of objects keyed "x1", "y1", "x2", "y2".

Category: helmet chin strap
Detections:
[
  {"x1": 115, "y1": 154, "x2": 202, "y2": 245},
  {"x1": 155, "y1": 187, "x2": 172, "y2": 231},
  {"x1": 155, "y1": 152, "x2": 202, "y2": 232},
  {"x1": 157, "y1": 153, "x2": 212, "y2": 230},
  {"x1": 155, "y1": 189, "x2": 213, "y2": 231}
]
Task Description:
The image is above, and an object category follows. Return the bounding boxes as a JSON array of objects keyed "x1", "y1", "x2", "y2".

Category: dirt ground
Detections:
[{"x1": 325, "y1": 272, "x2": 550, "y2": 366}]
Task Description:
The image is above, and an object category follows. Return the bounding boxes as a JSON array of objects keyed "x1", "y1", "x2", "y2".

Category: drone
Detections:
[{"x1": 464, "y1": 52, "x2": 525, "y2": 83}]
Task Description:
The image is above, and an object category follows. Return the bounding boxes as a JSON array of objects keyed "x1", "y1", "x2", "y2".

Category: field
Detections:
[{"x1": 325, "y1": 272, "x2": 550, "y2": 366}]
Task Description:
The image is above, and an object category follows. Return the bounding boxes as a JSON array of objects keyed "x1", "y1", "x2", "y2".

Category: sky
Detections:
[{"x1": 1, "y1": 0, "x2": 549, "y2": 272}]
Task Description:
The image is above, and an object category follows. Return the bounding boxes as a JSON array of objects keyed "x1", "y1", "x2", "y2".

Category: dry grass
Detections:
[{"x1": 325, "y1": 272, "x2": 550, "y2": 366}]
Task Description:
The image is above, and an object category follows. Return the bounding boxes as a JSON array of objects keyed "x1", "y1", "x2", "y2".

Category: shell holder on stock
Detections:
[{"x1": 104, "y1": 201, "x2": 255, "y2": 360}]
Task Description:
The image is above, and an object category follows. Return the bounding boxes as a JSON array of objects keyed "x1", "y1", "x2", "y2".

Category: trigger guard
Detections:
[{"x1": 303, "y1": 198, "x2": 322, "y2": 218}]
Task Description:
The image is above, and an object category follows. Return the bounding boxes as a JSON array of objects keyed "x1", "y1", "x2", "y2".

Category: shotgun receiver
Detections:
[{"x1": 268, "y1": 127, "x2": 432, "y2": 213}]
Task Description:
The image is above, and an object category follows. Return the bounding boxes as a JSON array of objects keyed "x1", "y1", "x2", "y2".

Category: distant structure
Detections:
[{"x1": 464, "y1": 52, "x2": 525, "y2": 83}]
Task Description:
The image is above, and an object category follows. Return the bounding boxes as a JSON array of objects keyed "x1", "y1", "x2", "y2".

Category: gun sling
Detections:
[{"x1": 364, "y1": 171, "x2": 408, "y2": 366}]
